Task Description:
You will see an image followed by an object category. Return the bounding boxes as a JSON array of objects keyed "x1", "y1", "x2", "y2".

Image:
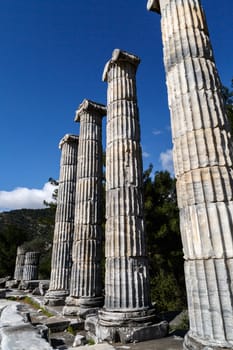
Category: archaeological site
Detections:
[{"x1": 1, "y1": 1, "x2": 233, "y2": 350}]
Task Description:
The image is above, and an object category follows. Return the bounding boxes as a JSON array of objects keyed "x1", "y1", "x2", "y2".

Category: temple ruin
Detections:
[
  {"x1": 85, "y1": 49, "x2": 168, "y2": 343},
  {"x1": 147, "y1": 0, "x2": 233, "y2": 349},
  {"x1": 45, "y1": 134, "x2": 79, "y2": 305},
  {"x1": 13, "y1": 246, "x2": 26, "y2": 282},
  {"x1": 64, "y1": 100, "x2": 106, "y2": 316},
  {"x1": 22, "y1": 251, "x2": 40, "y2": 281}
]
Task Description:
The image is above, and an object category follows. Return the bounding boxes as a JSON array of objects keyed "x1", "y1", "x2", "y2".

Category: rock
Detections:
[
  {"x1": 0, "y1": 277, "x2": 11, "y2": 288},
  {"x1": 44, "y1": 316, "x2": 70, "y2": 332},
  {"x1": 39, "y1": 281, "x2": 50, "y2": 296},
  {"x1": 5, "y1": 280, "x2": 19, "y2": 289},
  {"x1": 72, "y1": 334, "x2": 87, "y2": 347},
  {"x1": 32, "y1": 287, "x2": 41, "y2": 295},
  {"x1": 0, "y1": 301, "x2": 53, "y2": 350}
]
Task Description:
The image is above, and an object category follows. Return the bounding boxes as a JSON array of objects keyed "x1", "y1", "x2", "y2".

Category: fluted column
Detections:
[
  {"x1": 64, "y1": 99, "x2": 106, "y2": 315},
  {"x1": 14, "y1": 246, "x2": 26, "y2": 281},
  {"x1": 22, "y1": 252, "x2": 40, "y2": 281},
  {"x1": 147, "y1": 1, "x2": 233, "y2": 349},
  {"x1": 94, "y1": 49, "x2": 168, "y2": 342},
  {"x1": 45, "y1": 134, "x2": 79, "y2": 306}
]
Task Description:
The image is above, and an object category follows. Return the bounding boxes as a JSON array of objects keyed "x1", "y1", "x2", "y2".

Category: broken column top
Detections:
[
  {"x1": 147, "y1": 0, "x2": 160, "y2": 14},
  {"x1": 74, "y1": 99, "x2": 106, "y2": 122},
  {"x1": 102, "y1": 48, "x2": 141, "y2": 82},
  {"x1": 59, "y1": 134, "x2": 79, "y2": 149}
]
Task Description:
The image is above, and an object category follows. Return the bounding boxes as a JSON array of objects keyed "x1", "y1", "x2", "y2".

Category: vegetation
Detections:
[
  {"x1": 7, "y1": 295, "x2": 53, "y2": 317},
  {"x1": 144, "y1": 167, "x2": 185, "y2": 311},
  {"x1": 222, "y1": 79, "x2": 233, "y2": 134},
  {"x1": 0, "y1": 207, "x2": 56, "y2": 279}
]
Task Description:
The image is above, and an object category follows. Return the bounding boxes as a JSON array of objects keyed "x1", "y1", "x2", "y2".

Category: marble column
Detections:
[
  {"x1": 22, "y1": 252, "x2": 40, "y2": 281},
  {"x1": 45, "y1": 134, "x2": 79, "y2": 306},
  {"x1": 64, "y1": 99, "x2": 106, "y2": 316},
  {"x1": 147, "y1": 1, "x2": 233, "y2": 349},
  {"x1": 14, "y1": 246, "x2": 26, "y2": 281},
  {"x1": 90, "y1": 49, "x2": 168, "y2": 343}
]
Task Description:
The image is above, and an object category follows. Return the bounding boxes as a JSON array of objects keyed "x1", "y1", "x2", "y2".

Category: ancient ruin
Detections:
[
  {"x1": 147, "y1": 0, "x2": 233, "y2": 349},
  {"x1": 22, "y1": 251, "x2": 40, "y2": 281},
  {"x1": 45, "y1": 134, "x2": 79, "y2": 306},
  {"x1": 85, "y1": 49, "x2": 168, "y2": 343},
  {"x1": 64, "y1": 100, "x2": 106, "y2": 316},
  {"x1": 13, "y1": 246, "x2": 26, "y2": 282}
]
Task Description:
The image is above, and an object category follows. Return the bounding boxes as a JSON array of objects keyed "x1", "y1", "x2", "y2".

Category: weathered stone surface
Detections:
[
  {"x1": 13, "y1": 246, "x2": 26, "y2": 281},
  {"x1": 22, "y1": 252, "x2": 40, "y2": 281},
  {"x1": 45, "y1": 134, "x2": 79, "y2": 306},
  {"x1": 18, "y1": 280, "x2": 40, "y2": 291},
  {"x1": 91, "y1": 49, "x2": 168, "y2": 342},
  {"x1": 147, "y1": 0, "x2": 233, "y2": 349},
  {"x1": 64, "y1": 100, "x2": 106, "y2": 315},
  {"x1": 0, "y1": 301, "x2": 52, "y2": 350},
  {"x1": 44, "y1": 316, "x2": 70, "y2": 332},
  {"x1": 73, "y1": 334, "x2": 86, "y2": 347}
]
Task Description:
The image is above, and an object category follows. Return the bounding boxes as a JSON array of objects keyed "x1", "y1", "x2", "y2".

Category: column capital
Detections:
[
  {"x1": 75, "y1": 99, "x2": 106, "y2": 122},
  {"x1": 102, "y1": 49, "x2": 140, "y2": 82},
  {"x1": 147, "y1": 0, "x2": 160, "y2": 14},
  {"x1": 59, "y1": 134, "x2": 79, "y2": 149}
]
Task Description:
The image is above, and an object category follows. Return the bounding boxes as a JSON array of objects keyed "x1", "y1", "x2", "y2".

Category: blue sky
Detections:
[{"x1": 0, "y1": 0, "x2": 233, "y2": 211}]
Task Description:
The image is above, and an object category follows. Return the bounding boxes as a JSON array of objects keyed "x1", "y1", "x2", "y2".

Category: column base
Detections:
[
  {"x1": 44, "y1": 290, "x2": 69, "y2": 306},
  {"x1": 184, "y1": 332, "x2": 233, "y2": 350},
  {"x1": 63, "y1": 296, "x2": 104, "y2": 317},
  {"x1": 85, "y1": 308, "x2": 168, "y2": 343}
]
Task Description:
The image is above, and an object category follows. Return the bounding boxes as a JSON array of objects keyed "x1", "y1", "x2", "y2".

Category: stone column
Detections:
[
  {"x1": 147, "y1": 1, "x2": 233, "y2": 349},
  {"x1": 45, "y1": 134, "x2": 79, "y2": 306},
  {"x1": 22, "y1": 252, "x2": 40, "y2": 281},
  {"x1": 14, "y1": 246, "x2": 26, "y2": 281},
  {"x1": 91, "y1": 49, "x2": 168, "y2": 343},
  {"x1": 64, "y1": 99, "x2": 106, "y2": 316}
]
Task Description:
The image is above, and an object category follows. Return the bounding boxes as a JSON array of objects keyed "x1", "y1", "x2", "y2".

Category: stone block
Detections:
[
  {"x1": 72, "y1": 334, "x2": 87, "y2": 347},
  {"x1": 44, "y1": 316, "x2": 70, "y2": 332}
]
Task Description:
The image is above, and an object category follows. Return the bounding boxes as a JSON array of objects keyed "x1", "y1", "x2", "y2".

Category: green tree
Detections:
[
  {"x1": 143, "y1": 167, "x2": 186, "y2": 311},
  {"x1": 222, "y1": 79, "x2": 233, "y2": 134},
  {"x1": 0, "y1": 225, "x2": 28, "y2": 277}
]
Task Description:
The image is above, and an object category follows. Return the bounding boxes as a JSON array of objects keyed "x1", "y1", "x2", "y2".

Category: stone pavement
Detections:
[
  {"x1": 69, "y1": 336, "x2": 184, "y2": 350},
  {"x1": 1, "y1": 291, "x2": 185, "y2": 349}
]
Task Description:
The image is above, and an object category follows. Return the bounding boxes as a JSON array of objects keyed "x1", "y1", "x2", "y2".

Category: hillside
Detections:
[{"x1": 0, "y1": 207, "x2": 56, "y2": 279}]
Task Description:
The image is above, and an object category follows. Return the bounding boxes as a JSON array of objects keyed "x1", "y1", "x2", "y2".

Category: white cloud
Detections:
[
  {"x1": 152, "y1": 129, "x2": 162, "y2": 136},
  {"x1": 0, "y1": 182, "x2": 57, "y2": 212},
  {"x1": 142, "y1": 151, "x2": 150, "y2": 158},
  {"x1": 160, "y1": 149, "x2": 174, "y2": 174}
]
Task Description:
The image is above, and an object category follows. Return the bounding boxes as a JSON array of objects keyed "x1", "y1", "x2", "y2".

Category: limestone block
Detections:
[
  {"x1": 105, "y1": 140, "x2": 143, "y2": 189},
  {"x1": 173, "y1": 127, "x2": 233, "y2": 176},
  {"x1": 73, "y1": 224, "x2": 102, "y2": 241},
  {"x1": 168, "y1": 88, "x2": 227, "y2": 139},
  {"x1": 180, "y1": 201, "x2": 233, "y2": 259},
  {"x1": 106, "y1": 115, "x2": 140, "y2": 143},
  {"x1": 71, "y1": 239, "x2": 102, "y2": 263},
  {"x1": 106, "y1": 187, "x2": 143, "y2": 218},
  {"x1": 52, "y1": 222, "x2": 75, "y2": 242},
  {"x1": 105, "y1": 216, "x2": 146, "y2": 257},
  {"x1": 104, "y1": 257, "x2": 150, "y2": 310},
  {"x1": 176, "y1": 166, "x2": 233, "y2": 208},
  {"x1": 185, "y1": 259, "x2": 233, "y2": 344}
]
